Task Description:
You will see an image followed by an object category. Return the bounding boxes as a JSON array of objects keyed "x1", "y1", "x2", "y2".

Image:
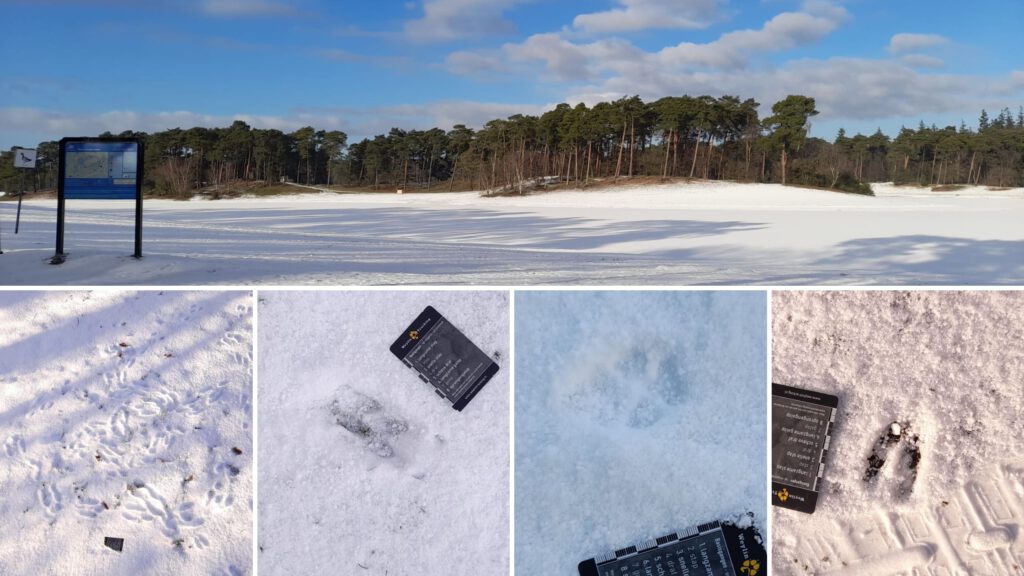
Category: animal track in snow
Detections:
[
  {"x1": 206, "y1": 459, "x2": 241, "y2": 513},
  {"x1": 328, "y1": 388, "x2": 410, "y2": 459},
  {"x1": 557, "y1": 338, "x2": 689, "y2": 430},
  {"x1": 219, "y1": 330, "x2": 252, "y2": 369},
  {"x1": 123, "y1": 483, "x2": 204, "y2": 540},
  {"x1": 37, "y1": 482, "x2": 63, "y2": 523},
  {"x1": 75, "y1": 496, "x2": 106, "y2": 518},
  {"x1": 3, "y1": 434, "x2": 26, "y2": 458}
]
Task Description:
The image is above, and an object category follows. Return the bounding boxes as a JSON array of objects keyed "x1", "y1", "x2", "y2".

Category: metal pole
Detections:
[
  {"x1": 53, "y1": 139, "x2": 67, "y2": 264},
  {"x1": 15, "y1": 191, "x2": 23, "y2": 234},
  {"x1": 133, "y1": 140, "x2": 143, "y2": 259},
  {"x1": 15, "y1": 170, "x2": 25, "y2": 234}
]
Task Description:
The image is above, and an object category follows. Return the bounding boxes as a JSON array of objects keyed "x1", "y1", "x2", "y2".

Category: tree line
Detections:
[{"x1": 2, "y1": 96, "x2": 1022, "y2": 197}]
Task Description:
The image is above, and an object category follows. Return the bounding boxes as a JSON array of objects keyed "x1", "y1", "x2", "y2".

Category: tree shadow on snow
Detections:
[{"x1": 812, "y1": 235, "x2": 1024, "y2": 284}]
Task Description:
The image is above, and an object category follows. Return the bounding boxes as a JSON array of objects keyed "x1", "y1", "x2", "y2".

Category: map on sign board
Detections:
[
  {"x1": 63, "y1": 141, "x2": 139, "y2": 200},
  {"x1": 14, "y1": 148, "x2": 37, "y2": 168}
]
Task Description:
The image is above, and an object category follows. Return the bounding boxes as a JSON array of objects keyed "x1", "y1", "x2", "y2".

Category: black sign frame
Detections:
[{"x1": 54, "y1": 137, "x2": 144, "y2": 263}]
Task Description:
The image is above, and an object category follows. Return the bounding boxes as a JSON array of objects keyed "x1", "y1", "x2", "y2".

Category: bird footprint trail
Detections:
[
  {"x1": 780, "y1": 458, "x2": 1024, "y2": 575},
  {"x1": 37, "y1": 482, "x2": 64, "y2": 523},
  {"x1": 123, "y1": 483, "x2": 205, "y2": 541},
  {"x1": 0, "y1": 292, "x2": 253, "y2": 575}
]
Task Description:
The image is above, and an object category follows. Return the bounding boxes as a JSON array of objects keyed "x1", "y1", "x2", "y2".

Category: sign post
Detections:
[
  {"x1": 13, "y1": 147, "x2": 36, "y2": 234},
  {"x1": 54, "y1": 138, "x2": 143, "y2": 264}
]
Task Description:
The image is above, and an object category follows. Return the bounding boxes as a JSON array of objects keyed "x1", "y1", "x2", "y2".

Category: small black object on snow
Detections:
[{"x1": 104, "y1": 537, "x2": 125, "y2": 552}]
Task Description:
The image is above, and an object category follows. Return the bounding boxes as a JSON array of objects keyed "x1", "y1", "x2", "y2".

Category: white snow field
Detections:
[
  {"x1": 0, "y1": 290, "x2": 253, "y2": 576},
  {"x1": 514, "y1": 291, "x2": 767, "y2": 575},
  {"x1": 772, "y1": 291, "x2": 1024, "y2": 575},
  {"x1": 257, "y1": 290, "x2": 509, "y2": 576},
  {"x1": 0, "y1": 181, "x2": 1021, "y2": 285}
]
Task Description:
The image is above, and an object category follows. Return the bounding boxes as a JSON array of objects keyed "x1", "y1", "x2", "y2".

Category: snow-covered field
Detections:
[
  {"x1": 514, "y1": 291, "x2": 767, "y2": 575},
  {"x1": 772, "y1": 291, "x2": 1024, "y2": 575},
  {"x1": 0, "y1": 290, "x2": 253, "y2": 576},
  {"x1": 257, "y1": 290, "x2": 509, "y2": 575},
  {"x1": 1, "y1": 181, "x2": 1021, "y2": 285}
]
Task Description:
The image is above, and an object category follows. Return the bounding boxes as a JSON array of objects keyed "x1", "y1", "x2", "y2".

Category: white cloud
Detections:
[
  {"x1": 200, "y1": 0, "x2": 295, "y2": 16},
  {"x1": 572, "y1": 0, "x2": 722, "y2": 34},
  {"x1": 0, "y1": 108, "x2": 325, "y2": 140},
  {"x1": 403, "y1": 0, "x2": 528, "y2": 42},
  {"x1": 449, "y1": 4, "x2": 849, "y2": 81},
  {"x1": 348, "y1": 101, "x2": 552, "y2": 134},
  {"x1": 900, "y1": 54, "x2": 945, "y2": 69},
  {"x1": 565, "y1": 59, "x2": 1024, "y2": 126},
  {"x1": 0, "y1": 101, "x2": 555, "y2": 147},
  {"x1": 887, "y1": 33, "x2": 949, "y2": 54},
  {"x1": 444, "y1": 51, "x2": 511, "y2": 75},
  {"x1": 446, "y1": 33, "x2": 646, "y2": 81}
]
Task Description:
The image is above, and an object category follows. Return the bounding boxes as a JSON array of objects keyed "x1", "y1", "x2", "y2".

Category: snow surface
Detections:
[
  {"x1": 514, "y1": 291, "x2": 767, "y2": 575},
  {"x1": 257, "y1": 290, "x2": 509, "y2": 576},
  {"x1": 772, "y1": 291, "x2": 1024, "y2": 575},
  {"x1": 1, "y1": 181, "x2": 1021, "y2": 285},
  {"x1": 0, "y1": 290, "x2": 253, "y2": 576}
]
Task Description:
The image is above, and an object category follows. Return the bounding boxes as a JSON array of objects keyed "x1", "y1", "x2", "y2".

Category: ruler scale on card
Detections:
[
  {"x1": 771, "y1": 383, "x2": 839, "y2": 514},
  {"x1": 578, "y1": 521, "x2": 766, "y2": 576}
]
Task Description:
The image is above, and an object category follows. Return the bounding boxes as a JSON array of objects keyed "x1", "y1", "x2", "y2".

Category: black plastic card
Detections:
[
  {"x1": 390, "y1": 306, "x2": 499, "y2": 411},
  {"x1": 771, "y1": 383, "x2": 839, "y2": 514},
  {"x1": 578, "y1": 521, "x2": 766, "y2": 576}
]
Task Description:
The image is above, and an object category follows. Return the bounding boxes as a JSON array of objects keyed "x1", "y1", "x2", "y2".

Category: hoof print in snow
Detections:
[
  {"x1": 329, "y1": 389, "x2": 409, "y2": 458},
  {"x1": 863, "y1": 420, "x2": 921, "y2": 496},
  {"x1": 104, "y1": 537, "x2": 124, "y2": 552}
]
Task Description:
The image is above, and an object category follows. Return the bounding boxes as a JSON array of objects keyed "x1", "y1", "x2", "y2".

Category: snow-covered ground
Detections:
[
  {"x1": 0, "y1": 290, "x2": 253, "y2": 576},
  {"x1": 257, "y1": 290, "x2": 509, "y2": 575},
  {"x1": 772, "y1": 291, "x2": 1024, "y2": 575},
  {"x1": 1, "y1": 181, "x2": 1021, "y2": 285},
  {"x1": 514, "y1": 291, "x2": 767, "y2": 574}
]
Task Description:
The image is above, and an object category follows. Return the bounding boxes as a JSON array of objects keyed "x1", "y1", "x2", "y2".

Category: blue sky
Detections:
[{"x1": 1, "y1": 0, "x2": 1022, "y2": 150}]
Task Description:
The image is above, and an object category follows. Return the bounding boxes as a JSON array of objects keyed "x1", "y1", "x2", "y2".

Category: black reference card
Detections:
[
  {"x1": 390, "y1": 306, "x2": 499, "y2": 411},
  {"x1": 578, "y1": 521, "x2": 766, "y2": 576},
  {"x1": 772, "y1": 383, "x2": 839, "y2": 514}
]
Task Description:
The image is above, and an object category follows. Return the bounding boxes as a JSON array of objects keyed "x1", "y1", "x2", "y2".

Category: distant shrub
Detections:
[
  {"x1": 788, "y1": 166, "x2": 874, "y2": 196},
  {"x1": 832, "y1": 172, "x2": 874, "y2": 195}
]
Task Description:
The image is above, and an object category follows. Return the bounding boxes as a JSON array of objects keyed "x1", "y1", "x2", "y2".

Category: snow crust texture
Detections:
[
  {"x1": 515, "y1": 291, "x2": 767, "y2": 575},
  {"x1": 773, "y1": 291, "x2": 1024, "y2": 575},
  {"x1": 0, "y1": 290, "x2": 254, "y2": 576},
  {"x1": 257, "y1": 290, "x2": 509, "y2": 576}
]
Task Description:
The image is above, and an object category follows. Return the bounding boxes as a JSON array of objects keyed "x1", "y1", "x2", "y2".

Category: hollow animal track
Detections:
[
  {"x1": 559, "y1": 339, "x2": 689, "y2": 430},
  {"x1": 328, "y1": 389, "x2": 409, "y2": 459}
]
